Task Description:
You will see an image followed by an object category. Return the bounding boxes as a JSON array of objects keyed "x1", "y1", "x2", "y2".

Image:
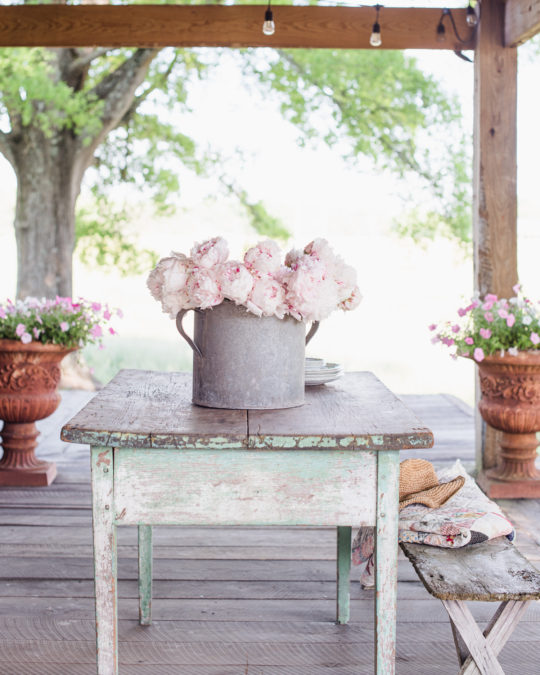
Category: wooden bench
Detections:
[{"x1": 401, "y1": 537, "x2": 540, "y2": 675}]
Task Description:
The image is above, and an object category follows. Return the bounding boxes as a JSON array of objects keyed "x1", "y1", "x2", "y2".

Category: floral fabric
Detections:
[{"x1": 352, "y1": 459, "x2": 515, "y2": 587}]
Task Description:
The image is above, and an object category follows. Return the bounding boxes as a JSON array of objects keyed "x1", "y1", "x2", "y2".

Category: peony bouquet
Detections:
[
  {"x1": 430, "y1": 286, "x2": 540, "y2": 362},
  {"x1": 0, "y1": 296, "x2": 121, "y2": 349},
  {"x1": 147, "y1": 237, "x2": 361, "y2": 322}
]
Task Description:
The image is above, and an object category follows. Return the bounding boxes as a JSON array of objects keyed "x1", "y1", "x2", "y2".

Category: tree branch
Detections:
[
  {"x1": 68, "y1": 48, "x2": 109, "y2": 77},
  {"x1": 74, "y1": 48, "x2": 158, "y2": 175},
  {"x1": 120, "y1": 51, "x2": 180, "y2": 126},
  {"x1": 0, "y1": 130, "x2": 15, "y2": 168}
]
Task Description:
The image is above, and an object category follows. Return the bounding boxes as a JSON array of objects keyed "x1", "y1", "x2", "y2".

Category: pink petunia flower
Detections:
[
  {"x1": 109, "y1": 327, "x2": 116, "y2": 335},
  {"x1": 15, "y1": 323, "x2": 26, "y2": 337},
  {"x1": 473, "y1": 347, "x2": 485, "y2": 362},
  {"x1": 484, "y1": 312, "x2": 494, "y2": 323},
  {"x1": 506, "y1": 314, "x2": 515, "y2": 327},
  {"x1": 91, "y1": 302, "x2": 102, "y2": 312},
  {"x1": 428, "y1": 324, "x2": 437, "y2": 331},
  {"x1": 482, "y1": 300, "x2": 494, "y2": 311},
  {"x1": 0, "y1": 307, "x2": 6, "y2": 319},
  {"x1": 485, "y1": 293, "x2": 498, "y2": 302},
  {"x1": 531, "y1": 332, "x2": 540, "y2": 346},
  {"x1": 60, "y1": 322, "x2": 69, "y2": 332},
  {"x1": 465, "y1": 337, "x2": 474, "y2": 345},
  {"x1": 90, "y1": 325, "x2": 103, "y2": 338},
  {"x1": 20, "y1": 332, "x2": 32, "y2": 344},
  {"x1": 116, "y1": 308, "x2": 124, "y2": 318},
  {"x1": 103, "y1": 310, "x2": 112, "y2": 321},
  {"x1": 480, "y1": 328, "x2": 492, "y2": 339},
  {"x1": 457, "y1": 308, "x2": 467, "y2": 317},
  {"x1": 513, "y1": 283, "x2": 521, "y2": 295},
  {"x1": 451, "y1": 324, "x2": 460, "y2": 333},
  {"x1": 498, "y1": 309, "x2": 508, "y2": 319},
  {"x1": 33, "y1": 328, "x2": 40, "y2": 339}
]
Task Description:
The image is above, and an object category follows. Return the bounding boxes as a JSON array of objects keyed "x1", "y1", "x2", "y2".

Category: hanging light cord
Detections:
[{"x1": 438, "y1": 7, "x2": 478, "y2": 45}]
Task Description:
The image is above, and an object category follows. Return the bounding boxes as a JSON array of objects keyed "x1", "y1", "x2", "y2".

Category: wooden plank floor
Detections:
[{"x1": 0, "y1": 389, "x2": 539, "y2": 674}]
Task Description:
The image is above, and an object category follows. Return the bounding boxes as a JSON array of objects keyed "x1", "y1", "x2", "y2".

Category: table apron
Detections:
[{"x1": 112, "y1": 447, "x2": 378, "y2": 526}]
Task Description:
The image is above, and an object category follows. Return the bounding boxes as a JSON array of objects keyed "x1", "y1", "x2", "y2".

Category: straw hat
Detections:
[{"x1": 399, "y1": 459, "x2": 465, "y2": 511}]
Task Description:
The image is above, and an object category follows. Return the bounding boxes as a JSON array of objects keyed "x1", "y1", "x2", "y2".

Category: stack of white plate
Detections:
[{"x1": 305, "y1": 358, "x2": 344, "y2": 386}]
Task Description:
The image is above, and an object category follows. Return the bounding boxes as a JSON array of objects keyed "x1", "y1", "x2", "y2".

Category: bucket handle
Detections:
[
  {"x1": 176, "y1": 309, "x2": 203, "y2": 358},
  {"x1": 305, "y1": 320, "x2": 320, "y2": 345},
  {"x1": 177, "y1": 309, "x2": 318, "y2": 355}
]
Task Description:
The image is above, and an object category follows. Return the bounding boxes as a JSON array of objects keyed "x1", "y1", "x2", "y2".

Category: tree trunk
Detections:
[{"x1": 12, "y1": 128, "x2": 80, "y2": 299}]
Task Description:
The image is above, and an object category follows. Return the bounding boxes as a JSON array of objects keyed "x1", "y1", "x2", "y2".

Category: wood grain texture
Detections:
[
  {"x1": 336, "y1": 526, "x2": 351, "y2": 625},
  {"x1": 113, "y1": 448, "x2": 377, "y2": 526},
  {"x1": 61, "y1": 370, "x2": 247, "y2": 449},
  {"x1": 249, "y1": 372, "x2": 434, "y2": 451},
  {"x1": 90, "y1": 447, "x2": 118, "y2": 675},
  {"x1": 0, "y1": 5, "x2": 476, "y2": 51},
  {"x1": 62, "y1": 370, "x2": 434, "y2": 452},
  {"x1": 138, "y1": 525, "x2": 152, "y2": 626},
  {"x1": 473, "y1": 0, "x2": 518, "y2": 474},
  {"x1": 401, "y1": 537, "x2": 540, "y2": 602},
  {"x1": 505, "y1": 0, "x2": 540, "y2": 46}
]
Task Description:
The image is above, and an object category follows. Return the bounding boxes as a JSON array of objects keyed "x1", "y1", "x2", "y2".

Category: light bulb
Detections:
[
  {"x1": 262, "y1": 8, "x2": 275, "y2": 36},
  {"x1": 466, "y1": 5, "x2": 478, "y2": 27},
  {"x1": 436, "y1": 23, "x2": 446, "y2": 43},
  {"x1": 369, "y1": 22, "x2": 382, "y2": 47}
]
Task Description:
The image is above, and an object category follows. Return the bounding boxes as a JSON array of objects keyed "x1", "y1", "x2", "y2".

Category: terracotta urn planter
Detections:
[
  {"x1": 474, "y1": 351, "x2": 540, "y2": 498},
  {"x1": 0, "y1": 339, "x2": 75, "y2": 486}
]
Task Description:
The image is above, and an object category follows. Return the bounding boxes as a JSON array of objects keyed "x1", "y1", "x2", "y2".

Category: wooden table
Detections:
[{"x1": 61, "y1": 369, "x2": 433, "y2": 675}]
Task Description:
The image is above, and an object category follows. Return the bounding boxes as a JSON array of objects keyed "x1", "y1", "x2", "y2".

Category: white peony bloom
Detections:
[
  {"x1": 244, "y1": 239, "x2": 282, "y2": 274},
  {"x1": 186, "y1": 268, "x2": 223, "y2": 309},
  {"x1": 246, "y1": 275, "x2": 287, "y2": 318},
  {"x1": 190, "y1": 237, "x2": 229, "y2": 269},
  {"x1": 219, "y1": 261, "x2": 254, "y2": 305}
]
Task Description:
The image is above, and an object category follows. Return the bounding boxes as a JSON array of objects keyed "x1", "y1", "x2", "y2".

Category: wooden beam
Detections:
[
  {"x1": 473, "y1": 0, "x2": 518, "y2": 472},
  {"x1": 0, "y1": 5, "x2": 476, "y2": 50},
  {"x1": 505, "y1": 0, "x2": 540, "y2": 47}
]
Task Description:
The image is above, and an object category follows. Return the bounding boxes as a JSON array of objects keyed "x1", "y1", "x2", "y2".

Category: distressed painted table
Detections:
[{"x1": 61, "y1": 369, "x2": 433, "y2": 675}]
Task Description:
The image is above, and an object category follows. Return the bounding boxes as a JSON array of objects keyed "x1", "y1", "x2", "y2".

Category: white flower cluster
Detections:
[{"x1": 147, "y1": 237, "x2": 362, "y2": 322}]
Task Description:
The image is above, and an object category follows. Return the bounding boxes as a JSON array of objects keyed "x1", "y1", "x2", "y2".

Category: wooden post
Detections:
[
  {"x1": 473, "y1": 0, "x2": 518, "y2": 473},
  {"x1": 138, "y1": 525, "x2": 153, "y2": 626}
]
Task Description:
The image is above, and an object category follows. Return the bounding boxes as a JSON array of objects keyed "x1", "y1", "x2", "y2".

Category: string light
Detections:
[
  {"x1": 466, "y1": 1, "x2": 478, "y2": 27},
  {"x1": 262, "y1": 1, "x2": 275, "y2": 36},
  {"x1": 369, "y1": 4, "x2": 382, "y2": 48},
  {"x1": 436, "y1": 6, "x2": 478, "y2": 49}
]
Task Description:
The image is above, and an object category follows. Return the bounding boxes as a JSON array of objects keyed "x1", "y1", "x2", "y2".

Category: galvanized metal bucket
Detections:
[{"x1": 176, "y1": 300, "x2": 319, "y2": 409}]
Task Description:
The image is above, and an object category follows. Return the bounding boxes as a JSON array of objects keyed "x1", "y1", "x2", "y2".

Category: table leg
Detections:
[
  {"x1": 138, "y1": 524, "x2": 153, "y2": 625},
  {"x1": 91, "y1": 446, "x2": 118, "y2": 675},
  {"x1": 375, "y1": 451, "x2": 400, "y2": 675},
  {"x1": 336, "y1": 526, "x2": 352, "y2": 624}
]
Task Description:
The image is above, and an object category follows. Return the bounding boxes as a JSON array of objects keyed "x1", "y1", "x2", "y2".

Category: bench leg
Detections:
[
  {"x1": 138, "y1": 524, "x2": 153, "y2": 626},
  {"x1": 443, "y1": 599, "x2": 529, "y2": 675},
  {"x1": 336, "y1": 526, "x2": 351, "y2": 624},
  {"x1": 375, "y1": 451, "x2": 400, "y2": 675},
  {"x1": 91, "y1": 447, "x2": 118, "y2": 675}
]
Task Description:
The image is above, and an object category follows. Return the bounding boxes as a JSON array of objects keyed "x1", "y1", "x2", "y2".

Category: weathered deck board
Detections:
[{"x1": 1, "y1": 390, "x2": 539, "y2": 674}]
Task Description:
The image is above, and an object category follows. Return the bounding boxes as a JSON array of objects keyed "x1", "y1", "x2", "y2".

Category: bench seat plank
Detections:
[{"x1": 401, "y1": 538, "x2": 540, "y2": 601}]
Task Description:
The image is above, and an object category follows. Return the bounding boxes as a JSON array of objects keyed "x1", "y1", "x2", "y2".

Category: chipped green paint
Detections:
[
  {"x1": 336, "y1": 526, "x2": 352, "y2": 625},
  {"x1": 371, "y1": 435, "x2": 384, "y2": 446},
  {"x1": 138, "y1": 525, "x2": 153, "y2": 626},
  {"x1": 375, "y1": 450, "x2": 400, "y2": 675}
]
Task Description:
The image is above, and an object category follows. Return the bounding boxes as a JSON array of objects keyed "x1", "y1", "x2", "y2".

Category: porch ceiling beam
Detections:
[
  {"x1": 0, "y1": 5, "x2": 475, "y2": 50},
  {"x1": 505, "y1": 0, "x2": 540, "y2": 47}
]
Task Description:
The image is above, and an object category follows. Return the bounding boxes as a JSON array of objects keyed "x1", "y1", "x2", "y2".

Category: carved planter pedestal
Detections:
[
  {"x1": 475, "y1": 352, "x2": 540, "y2": 498},
  {"x1": 0, "y1": 339, "x2": 74, "y2": 487}
]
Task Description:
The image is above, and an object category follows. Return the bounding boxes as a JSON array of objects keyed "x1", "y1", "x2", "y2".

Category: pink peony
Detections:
[
  {"x1": 244, "y1": 240, "x2": 282, "y2": 275},
  {"x1": 219, "y1": 261, "x2": 254, "y2": 305},
  {"x1": 284, "y1": 256, "x2": 338, "y2": 321},
  {"x1": 20, "y1": 332, "x2": 32, "y2": 344},
  {"x1": 147, "y1": 253, "x2": 192, "y2": 317},
  {"x1": 531, "y1": 332, "x2": 540, "y2": 346},
  {"x1": 246, "y1": 276, "x2": 287, "y2": 318},
  {"x1": 190, "y1": 237, "x2": 229, "y2": 269},
  {"x1": 479, "y1": 328, "x2": 491, "y2": 339},
  {"x1": 186, "y1": 268, "x2": 223, "y2": 309},
  {"x1": 339, "y1": 286, "x2": 362, "y2": 312},
  {"x1": 473, "y1": 347, "x2": 485, "y2": 362}
]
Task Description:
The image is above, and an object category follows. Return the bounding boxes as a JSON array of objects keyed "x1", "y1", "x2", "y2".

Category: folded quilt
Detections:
[{"x1": 352, "y1": 459, "x2": 515, "y2": 587}]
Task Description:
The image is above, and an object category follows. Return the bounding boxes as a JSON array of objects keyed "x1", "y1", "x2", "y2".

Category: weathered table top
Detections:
[{"x1": 61, "y1": 369, "x2": 434, "y2": 451}]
